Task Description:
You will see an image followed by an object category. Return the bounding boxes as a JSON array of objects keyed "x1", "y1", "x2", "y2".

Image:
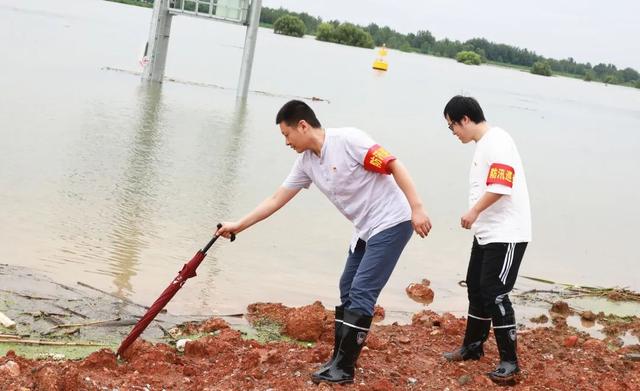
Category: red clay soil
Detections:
[
  {"x1": 1, "y1": 302, "x2": 639, "y2": 391},
  {"x1": 405, "y1": 279, "x2": 435, "y2": 305}
]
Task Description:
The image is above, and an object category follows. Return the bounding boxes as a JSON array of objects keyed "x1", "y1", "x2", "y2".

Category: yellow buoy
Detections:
[
  {"x1": 372, "y1": 60, "x2": 388, "y2": 71},
  {"x1": 372, "y1": 44, "x2": 389, "y2": 71}
]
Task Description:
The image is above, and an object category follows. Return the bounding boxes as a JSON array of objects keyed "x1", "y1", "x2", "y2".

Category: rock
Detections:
[
  {"x1": 530, "y1": 314, "x2": 549, "y2": 323},
  {"x1": 373, "y1": 305, "x2": 385, "y2": 322},
  {"x1": 406, "y1": 280, "x2": 434, "y2": 304},
  {"x1": 580, "y1": 310, "x2": 597, "y2": 321},
  {"x1": 0, "y1": 360, "x2": 20, "y2": 377},
  {"x1": 176, "y1": 338, "x2": 190, "y2": 352},
  {"x1": 564, "y1": 335, "x2": 578, "y2": 347},
  {"x1": 550, "y1": 301, "x2": 571, "y2": 316}
]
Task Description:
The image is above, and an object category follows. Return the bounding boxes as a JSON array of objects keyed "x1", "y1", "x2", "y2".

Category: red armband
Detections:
[
  {"x1": 486, "y1": 163, "x2": 515, "y2": 187},
  {"x1": 364, "y1": 144, "x2": 396, "y2": 174}
]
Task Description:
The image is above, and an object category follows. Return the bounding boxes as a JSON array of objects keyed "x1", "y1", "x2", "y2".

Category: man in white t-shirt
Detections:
[
  {"x1": 216, "y1": 100, "x2": 432, "y2": 385},
  {"x1": 442, "y1": 96, "x2": 531, "y2": 384}
]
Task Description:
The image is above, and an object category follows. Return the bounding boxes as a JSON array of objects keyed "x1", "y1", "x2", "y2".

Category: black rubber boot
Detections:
[
  {"x1": 313, "y1": 305, "x2": 344, "y2": 373},
  {"x1": 487, "y1": 324, "x2": 520, "y2": 385},
  {"x1": 443, "y1": 315, "x2": 491, "y2": 361},
  {"x1": 311, "y1": 308, "x2": 372, "y2": 385}
]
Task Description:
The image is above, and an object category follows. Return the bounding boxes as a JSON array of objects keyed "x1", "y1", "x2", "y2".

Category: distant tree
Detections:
[
  {"x1": 260, "y1": 7, "x2": 322, "y2": 34},
  {"x1": 316, "y1": 22, "x2": 336, "y2": 42},
  {"x1": 316, "y1": 22, "x2": 374, "y2": 48},
  {"x1": 593, "y1": 63, "x2": 617, "y2": 77},
  {"x1": 431, "y1": 38, "x2": 464, "y2": 58},
  {"x1": 635, "y1": 80, "x2": 640, "y2": 89},
  {"x1": 399, "y1": 42, "x2": 413, "y2": 52},
  {"x1": 273, "y1": 15, "x2": 306, "y2": 37},
  {"x1": 456, "y1": 51, "x2": 482, "y2": 65},
  {"x1": 620, "y1": 67, "x2": 640, "y2": 83},
  {"x1": 603, "y1": 75, "x2": 619, "y2": 85},
  {"x1": 411, "y1": 30, "x2": 436, "y2": 53},
  {"x1": 531, "y1": 61, "x2": 552, "y2": 76},
  {"x1": 584, "y1": 70, "x2": 595, "y2": 82}
]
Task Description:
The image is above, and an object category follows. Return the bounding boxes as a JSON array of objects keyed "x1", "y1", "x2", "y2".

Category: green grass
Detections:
[
  {"x1": 0, "y1": 342, "x2": 115, "y2": 360},
  {"x1": 238, "y1": 318, "x2": 314, "y2": 347}
]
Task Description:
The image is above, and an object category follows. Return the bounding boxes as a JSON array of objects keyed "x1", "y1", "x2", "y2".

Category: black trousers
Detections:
[{"x1": 466, "y1": 238, "x2": 527, "y2": 327}]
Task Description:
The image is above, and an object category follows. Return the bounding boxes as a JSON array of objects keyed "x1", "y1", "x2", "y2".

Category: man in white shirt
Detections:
[
  {"x1": 441, "y1": 96, "x2": 531, "y2": 384},
  {"x1": 216, "y1": 100, "x2": 432, "y2": 385}
]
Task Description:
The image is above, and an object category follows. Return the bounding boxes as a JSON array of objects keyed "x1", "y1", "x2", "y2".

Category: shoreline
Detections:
[{"x1": 2, "y1": 264, "x2": 639, "y2": 389}]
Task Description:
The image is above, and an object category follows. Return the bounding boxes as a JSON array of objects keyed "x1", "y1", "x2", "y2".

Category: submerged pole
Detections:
[
  {"x1": 142, "y1": 0, "x2": 173, "y2": 83},
  {"x1": 236, "y1": 0, "x2": 262, "y2": 99}
]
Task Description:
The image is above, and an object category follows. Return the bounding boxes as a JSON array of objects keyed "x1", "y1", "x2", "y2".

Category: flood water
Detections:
[{"x1": 1, "y1": 0, "x2": 639, "y2": 323}]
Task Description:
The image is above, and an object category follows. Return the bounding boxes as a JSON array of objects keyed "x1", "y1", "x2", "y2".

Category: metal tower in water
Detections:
[{"x1": 142, "y1": 0, "x2": 262, "y2": 99}]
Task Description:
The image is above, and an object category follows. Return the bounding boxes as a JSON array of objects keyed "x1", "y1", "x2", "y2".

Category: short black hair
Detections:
[
  {"x1": 443, "y1": 95, "x2": 486, "y2": 124},
  {"x1": 275, "y1": 100, "x2": 322, "y2": 128}
]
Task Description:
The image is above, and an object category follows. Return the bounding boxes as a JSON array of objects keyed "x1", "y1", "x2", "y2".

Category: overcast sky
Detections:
[{"x1": 262, "y1": 0, "x2": 640, "y2": 70}]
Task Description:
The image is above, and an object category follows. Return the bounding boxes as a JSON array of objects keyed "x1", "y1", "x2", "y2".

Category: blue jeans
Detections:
[{"x1": 339, "y1": 221, "x2": 413, "y2": 316}]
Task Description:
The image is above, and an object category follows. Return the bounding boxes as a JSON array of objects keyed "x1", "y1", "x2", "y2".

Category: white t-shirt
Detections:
[
  {"x1": 283, "y1": 127, "x2": 411, "y2": 247},
  {"x1": 469, "y1": 127, "x2": 531, "y2": 245}
]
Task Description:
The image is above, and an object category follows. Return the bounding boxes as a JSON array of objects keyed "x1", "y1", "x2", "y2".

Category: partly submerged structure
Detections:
[{"x1": 141, "y1": 0, "x2": 262, "y2": 99}]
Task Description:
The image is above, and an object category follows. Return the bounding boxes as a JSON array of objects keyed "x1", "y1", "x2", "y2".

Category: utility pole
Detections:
[
  {"x1": 236, "y1": 0, "x2": 262, "y2": 99},
  {"x1": 142, "y1": 0, "x2": 172, "y2": 83}
]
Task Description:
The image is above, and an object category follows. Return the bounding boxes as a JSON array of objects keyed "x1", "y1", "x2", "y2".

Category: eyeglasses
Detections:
[{"x1": 447, "y1": 121, "x2": 455, "y2": 132}]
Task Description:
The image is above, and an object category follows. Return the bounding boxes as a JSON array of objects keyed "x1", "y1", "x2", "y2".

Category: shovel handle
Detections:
[{"x1": 202, "y1": 223, "x2": 235, "y2": 253}]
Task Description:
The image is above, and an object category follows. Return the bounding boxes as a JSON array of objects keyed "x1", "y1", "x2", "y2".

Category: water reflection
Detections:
[
  {"x1": 107, "y1": 83, "x2": 164, "y2": 298},
  {"x1": 190, "y1": 99, "x2": 249, "y2": 313}
]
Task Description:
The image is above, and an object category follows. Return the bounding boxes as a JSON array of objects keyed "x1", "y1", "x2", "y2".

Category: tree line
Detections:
[{"x1": 262, "y1": 7, "x2": 640, "y2": 88}]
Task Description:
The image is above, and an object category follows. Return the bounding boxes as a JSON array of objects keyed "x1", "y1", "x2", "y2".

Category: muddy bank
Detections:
[
  {"x1": 2, "y1": 300, "x2": 640, "y2": 390},
  {"x1": 0, "y1": 264, "x2": 226, "y2": 359}
]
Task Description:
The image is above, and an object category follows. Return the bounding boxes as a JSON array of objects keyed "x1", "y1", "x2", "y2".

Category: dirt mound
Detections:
[
  {"x1": 248, "y1": 301, "x2": 332, "y2": 342},
  {"x1": 1, "y1": 302, "x2": 639, "y2": 390}
]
